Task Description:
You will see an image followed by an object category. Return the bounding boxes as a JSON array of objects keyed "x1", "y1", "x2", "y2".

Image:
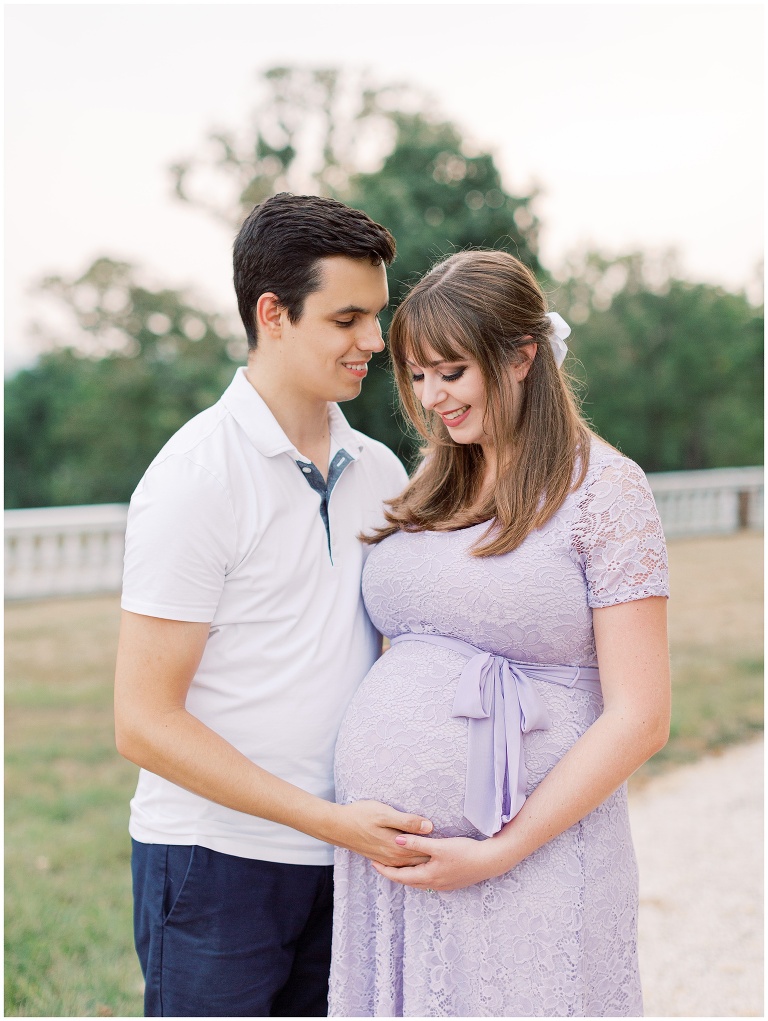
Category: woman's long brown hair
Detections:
[{"x1": 365, "y1": 250, "x2": 593, "y2": 556}]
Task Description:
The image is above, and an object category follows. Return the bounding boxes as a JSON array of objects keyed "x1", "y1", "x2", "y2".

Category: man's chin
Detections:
[{"x1": 332, "y1": 381, "x2": 364, "y2": 403}]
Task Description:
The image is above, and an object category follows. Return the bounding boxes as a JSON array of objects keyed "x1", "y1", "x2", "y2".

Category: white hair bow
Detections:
[{"x1": 546, "y1": 311, "x2": 571, "y2": 368}]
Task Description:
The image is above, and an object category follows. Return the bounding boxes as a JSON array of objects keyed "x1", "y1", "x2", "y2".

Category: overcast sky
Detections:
[{"x1": 5, "y1": 2, "x2": 764, "y2": 373}]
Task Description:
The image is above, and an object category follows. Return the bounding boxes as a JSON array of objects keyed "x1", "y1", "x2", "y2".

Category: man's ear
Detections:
[
  {"x1": 255, "y1": 292, "x2": 283, "y2": 340},
  {"x1": 514, "y1": 342, "x2": 538, "y2": 382}
]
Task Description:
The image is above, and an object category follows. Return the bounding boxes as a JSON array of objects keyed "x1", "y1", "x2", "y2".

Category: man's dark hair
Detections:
[{"x1": 233, "y1": 192, "x2": 396, "y2": 350}]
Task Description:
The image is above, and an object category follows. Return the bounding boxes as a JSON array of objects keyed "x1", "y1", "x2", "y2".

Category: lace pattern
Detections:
[{"x1": 329, "y1": 440, "x2": 667, "y2": 1017}]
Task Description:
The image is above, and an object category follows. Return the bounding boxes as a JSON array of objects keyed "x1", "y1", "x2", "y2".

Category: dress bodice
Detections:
[{"x1": 362, "y1": 439, "x2": 669, "y2": 667}]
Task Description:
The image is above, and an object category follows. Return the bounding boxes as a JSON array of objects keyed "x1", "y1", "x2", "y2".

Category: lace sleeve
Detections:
[{"x1": 572, "y1": 453, "x2": 669, "y2": 608}]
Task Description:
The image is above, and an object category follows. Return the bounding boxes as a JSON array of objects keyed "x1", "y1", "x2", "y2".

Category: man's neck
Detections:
[{"x1": 244, "y1": 363, "x2": 332, "y2": 475}]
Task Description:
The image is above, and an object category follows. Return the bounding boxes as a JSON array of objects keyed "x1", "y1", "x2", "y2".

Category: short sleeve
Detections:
[
  {"x1": 572, "y1": 455, "x2": 669, "y2": 609},
  {"x1": 121, "y1": 454, "x2": 238, "y2": 622}
]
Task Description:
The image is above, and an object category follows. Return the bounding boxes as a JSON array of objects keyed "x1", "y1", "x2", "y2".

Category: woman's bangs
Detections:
[{"x1": 397, "y1": 294, "x2": 473, "y2": 369}]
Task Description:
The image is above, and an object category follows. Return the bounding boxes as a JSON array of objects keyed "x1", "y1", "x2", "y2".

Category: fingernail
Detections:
[
  {"x1": 395, "y1": 835, "x2": 407, "y2": 845},
  {"x1": 420, "y1": 820, "x2": 432, "y2": 833}
]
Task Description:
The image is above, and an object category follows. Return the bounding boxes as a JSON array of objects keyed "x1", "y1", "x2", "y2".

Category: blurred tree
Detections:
[
  {"x1": 10, "y1": 69, "x2": 759, "y2": 510},
  {"x1": 5, "y1": 258, "x2": 240, "y2": 507},
  {"x1": 170, "y1": 67, "x2": 415, "y2": 223},
  {"x1": 344, "y1": 111, "x2": 540, "y2": 459},
  {"x1": 10, "y1": 69, "x2": 542, "y2": 504},
  {"x1": 171, "y1": 68, "x2": 541, "y2": 460},
  {"x1": 348, "y1": 111, "x2": 540, "y2": 289},
  {"x1": 344, "y1": 108, "x2": 541, "y2": 456},
  {"x1": 554, "y1": 251, "x2": 764, "y2": 471}
]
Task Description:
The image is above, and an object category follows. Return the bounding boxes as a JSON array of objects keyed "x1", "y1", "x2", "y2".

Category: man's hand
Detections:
[
  {"x1": 115, "y1": 612, "x2": 435, "y2": 860},
  {"x1": 328, "y1": 800, "x2": 434, "y2": 866}
]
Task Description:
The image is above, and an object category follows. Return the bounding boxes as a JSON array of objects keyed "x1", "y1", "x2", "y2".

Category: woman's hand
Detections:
[{"x1": 371, "y1": 833, "x2": 511, "y2": 892}]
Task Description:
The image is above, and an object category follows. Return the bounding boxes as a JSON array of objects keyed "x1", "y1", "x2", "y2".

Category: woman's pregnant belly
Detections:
[{"x1": 334, "y1": 642, "x2": 484, "y2": 839}]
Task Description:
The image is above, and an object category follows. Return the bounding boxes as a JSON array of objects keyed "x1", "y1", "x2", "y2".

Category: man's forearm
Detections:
[
  {"x1": 115, "y1": 703, "x2": 431, "y2": 865},
  {"x1": 114, "y1": 610, "x2": 431, "y2": 863}
]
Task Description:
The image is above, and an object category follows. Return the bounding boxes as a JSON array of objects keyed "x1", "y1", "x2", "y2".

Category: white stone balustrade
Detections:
[
  {"x1": 3, "y1": 467, "x2": 764, "y2": 600},
  {"x1": 646, "y1": 466, "x2": 763, "y2": 538},
  {"x1": 5, "y1": 504, "x2": 128, "y2": 600}
]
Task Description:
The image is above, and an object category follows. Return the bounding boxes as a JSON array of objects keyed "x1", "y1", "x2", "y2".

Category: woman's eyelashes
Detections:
[{"x1": 410, "y1": 366, "x2": 467, "y2": 383}]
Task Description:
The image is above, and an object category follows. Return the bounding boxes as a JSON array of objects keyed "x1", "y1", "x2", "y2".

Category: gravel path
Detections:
[{"x1": 629, "y1": 740, "x2": 763, "y2": 1017}]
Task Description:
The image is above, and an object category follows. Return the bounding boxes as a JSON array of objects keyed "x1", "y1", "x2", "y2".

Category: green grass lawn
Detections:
[
  {"x1": 638, "y1": 532, "x2": 764, "y2": 778},
  {"x1": 4, "y1": 533, "x2": 763, "y2": 1016},
  {"x1": 5, "y1": 596, "x2": 142, "y2": 1017}
]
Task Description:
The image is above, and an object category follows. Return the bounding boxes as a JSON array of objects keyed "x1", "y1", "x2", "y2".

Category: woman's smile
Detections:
[{"x1": 437, "y1": 405, "x2": 471, "y2": 427}]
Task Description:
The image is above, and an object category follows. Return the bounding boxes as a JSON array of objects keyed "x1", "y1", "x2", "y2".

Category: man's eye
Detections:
[{"x1": 335, "y1": 320, "x2": 355, "y2": 328}]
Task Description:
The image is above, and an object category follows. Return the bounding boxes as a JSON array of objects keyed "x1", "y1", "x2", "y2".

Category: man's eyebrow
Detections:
[{"x1": 332, "y1": 303, "x2": 389, "y2": 316}]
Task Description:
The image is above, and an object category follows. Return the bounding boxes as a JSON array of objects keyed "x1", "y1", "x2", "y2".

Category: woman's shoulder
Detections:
[
  {"x1": 560, "y1": 435, "x2": 662, "y2": 539},
  {"x1": 570, "y1": 439, "x2": 669, "y2": 606},
  {"x1": 570, "y1": 435, "x2": 664, "y2": 547},
  {"x1": 578, "y1": 435, "x2": 652, "y2": 496}
]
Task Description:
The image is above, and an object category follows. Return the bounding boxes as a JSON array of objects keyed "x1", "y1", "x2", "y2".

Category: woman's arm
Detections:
[{"x1": 372, "y1": 595, "x2": 670, "y2": 890}]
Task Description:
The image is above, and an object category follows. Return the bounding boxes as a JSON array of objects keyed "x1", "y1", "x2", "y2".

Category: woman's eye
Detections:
[
  {"x1": 441, "y1": 367, "x2": 466, "y2": 382},
  {"x1": 410, "y1": 373, "x2": 425, "y2": 383}
]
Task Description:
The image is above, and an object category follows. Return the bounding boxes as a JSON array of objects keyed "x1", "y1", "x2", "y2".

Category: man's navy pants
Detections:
[{"x1": 131, "y1": 840, "x2": 334, "y2": 1017}]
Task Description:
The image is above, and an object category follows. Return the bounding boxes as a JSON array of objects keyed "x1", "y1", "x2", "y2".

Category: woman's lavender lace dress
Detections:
[{"x1": 329, "y1": 442, "x2": 669, "y2": 1018}]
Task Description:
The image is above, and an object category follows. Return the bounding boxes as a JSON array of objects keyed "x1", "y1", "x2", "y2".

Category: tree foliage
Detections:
[
  {"x1": 5, "y1": 69, "x2": 763, "y2": 509},
  {"x1": 170, "y1": 67, "x2": 417, "y2": 224},
  {"x1": 349, "y1": 112, "x2": 540, "y2": 289},
  {"x1": 342, "y1": 111, "x2": 540, "y2": 457},
  {"x1": 169, "y1": 68, "x2": 540, "y2": 462},
  {"x1": 5, "y1": 259, "x2": 239, "y2": 507},
  {"x1": 555, "y1": 252, "x2": 763, "y2": 471}
]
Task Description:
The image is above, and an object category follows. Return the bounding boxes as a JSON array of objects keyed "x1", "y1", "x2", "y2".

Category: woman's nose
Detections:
[{"x1": 420, "y1": 374, "x2": 445, "y2": 410}]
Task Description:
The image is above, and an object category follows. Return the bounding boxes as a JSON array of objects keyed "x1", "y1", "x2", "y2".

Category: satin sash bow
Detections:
[{"x1": 389, "y1": 633, "x2": 601, "y2": 838}]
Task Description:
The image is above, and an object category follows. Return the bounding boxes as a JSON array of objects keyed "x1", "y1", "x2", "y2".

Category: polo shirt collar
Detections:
[
  {"x1": 220, "y1": 367, "x2": 366, "y2": 460},
  {"x1": 327, "y1": 402, "x2": 365, "y2": 459}
]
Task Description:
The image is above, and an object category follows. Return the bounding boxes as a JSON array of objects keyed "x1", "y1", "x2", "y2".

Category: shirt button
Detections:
[{"x1": 302, "y1": 466, "x2": 312, "y2": 473}]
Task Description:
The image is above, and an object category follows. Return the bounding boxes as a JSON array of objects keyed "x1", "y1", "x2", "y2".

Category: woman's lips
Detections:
[{"x1": 438, "y1": 405, "x2": 470, "y2": 427}]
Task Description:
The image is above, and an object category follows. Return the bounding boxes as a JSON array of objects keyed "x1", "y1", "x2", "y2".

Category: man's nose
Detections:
[{"x1": 357, "y1": 320, "x2": 385, "y2": 353}]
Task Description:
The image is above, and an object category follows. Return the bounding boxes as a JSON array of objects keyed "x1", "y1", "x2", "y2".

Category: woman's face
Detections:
[{"x1": 405, "y1": 342, "x2": 536, "y2": 453}]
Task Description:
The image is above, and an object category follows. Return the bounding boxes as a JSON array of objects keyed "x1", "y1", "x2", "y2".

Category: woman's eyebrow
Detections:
[{"x1": 405, "y1": 357, "x2": 464, "y2": 368}]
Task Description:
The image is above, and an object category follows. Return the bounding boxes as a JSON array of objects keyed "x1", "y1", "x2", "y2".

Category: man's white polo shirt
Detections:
[{"x1": 121, "y1": 367, "x2": 408, "y2": 865}]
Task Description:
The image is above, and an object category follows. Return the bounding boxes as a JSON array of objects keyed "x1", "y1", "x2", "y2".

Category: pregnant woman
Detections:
[{"x1": 329, "y1": 250, "x2": 670, "y2": 1017}]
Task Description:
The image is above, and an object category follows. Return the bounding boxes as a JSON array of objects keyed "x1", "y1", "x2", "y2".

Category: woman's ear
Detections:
[
  {"x1": 255, "y1": 292, "x2": 283, "y2": 340},
  {"x1": 514, "y1": 342, "x2": 538, "y2": 382}
]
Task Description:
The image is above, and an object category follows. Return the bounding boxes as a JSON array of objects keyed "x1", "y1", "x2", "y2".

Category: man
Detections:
[{"x1": 114, "y1": 193, "x2": 432, "y2": 1018}]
